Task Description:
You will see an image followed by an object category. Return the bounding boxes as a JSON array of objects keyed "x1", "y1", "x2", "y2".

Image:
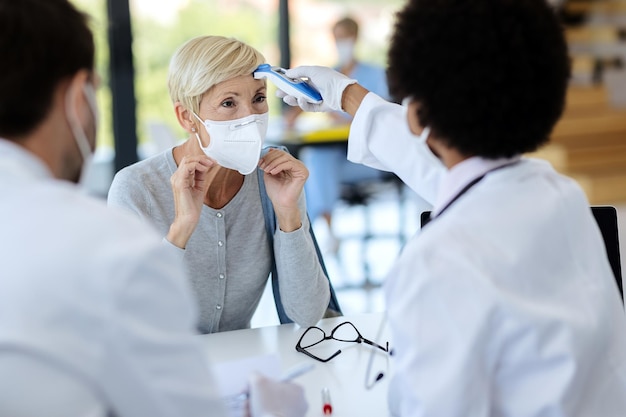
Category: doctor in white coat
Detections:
[
  {"x1": 0, "y1": 1, "x2": 307, "y2": 416},
  {"x1": 279, "y1": 0, "x2": 626, "y2": 415}
]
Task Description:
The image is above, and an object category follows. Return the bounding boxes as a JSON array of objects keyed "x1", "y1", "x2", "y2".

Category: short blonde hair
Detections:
[{"x1": 167, "y1": 36, "x2": 265, "y2": 114}]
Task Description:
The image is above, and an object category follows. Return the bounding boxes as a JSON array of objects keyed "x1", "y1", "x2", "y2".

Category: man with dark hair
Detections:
[
  {"x1": 280, "y1": 0, "x2": 626, "y2": 415},
  {"x1": 0, "y1": 1, "x2": 307, "y2": 416}
]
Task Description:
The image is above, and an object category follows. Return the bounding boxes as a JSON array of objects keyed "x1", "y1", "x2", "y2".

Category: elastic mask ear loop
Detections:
[
  {"x1": 192, "y1": 112, "x2": 207, "y2": 149},
  {"x1": 419, "y1": 126, "x2": 431, "y2": 142},
  {"x1": 83, "y1": 83, "x2": 99, "y2": 137}
]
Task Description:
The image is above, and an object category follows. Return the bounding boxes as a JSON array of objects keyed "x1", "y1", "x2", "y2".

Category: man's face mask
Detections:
[
  {"x1": 193, "y1": 112, "x2": 269, "y2": 175},
  {"x1": 335, "y1": 39, "x2": 355, "y2": 67}
]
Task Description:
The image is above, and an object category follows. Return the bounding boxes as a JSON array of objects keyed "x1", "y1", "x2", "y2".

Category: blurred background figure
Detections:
[
  {"x1": 284, "y1": 16, "x2": 391, "y2": 254},
  {"x1": 327, "y1": 16, "x2": 389, "y2": 116}
]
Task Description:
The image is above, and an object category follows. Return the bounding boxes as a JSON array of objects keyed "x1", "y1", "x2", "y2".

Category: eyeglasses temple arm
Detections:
[{"x1": 362, "y1": 338, "x2": 389, "y2": 352}]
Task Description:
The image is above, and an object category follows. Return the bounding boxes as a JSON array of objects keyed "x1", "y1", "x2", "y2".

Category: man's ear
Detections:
[
  {"x1": 64, "y1": 69, "x2": 96, "y2": 153},
  {"x1": 174, "y1": 101, "x2": 196, "y2": 134},
  {"x1": 65, "y1": 70, "x2": 91, "y2": 122}
]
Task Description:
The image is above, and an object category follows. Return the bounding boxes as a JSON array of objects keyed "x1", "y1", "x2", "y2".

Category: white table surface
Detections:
[{"x1": 199, "y1": 312, "x2": 392, "y2": 417}]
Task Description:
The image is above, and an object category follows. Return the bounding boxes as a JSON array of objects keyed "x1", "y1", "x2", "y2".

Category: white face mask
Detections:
[
  {"x1": 193, "y1": 112, "x2": 269, "y2": 175},
  {"x1": 65, "y1": 82, "x2": 99, "y2": 186},
  {"x1": 335, "y1": 39, "x2": 355, "y2": 67}
]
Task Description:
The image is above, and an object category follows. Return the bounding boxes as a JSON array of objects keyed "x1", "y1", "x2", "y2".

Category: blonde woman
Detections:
[{"x1": 108, "y1": 36, "x2": 340, "y2": 334}]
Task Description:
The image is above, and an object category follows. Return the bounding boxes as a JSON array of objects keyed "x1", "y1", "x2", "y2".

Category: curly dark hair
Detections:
[{"x1": 387, "y1": 0, "x2": 571, "y2": 158}]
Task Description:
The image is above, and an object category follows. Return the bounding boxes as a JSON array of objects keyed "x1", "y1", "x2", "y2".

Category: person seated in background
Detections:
[
  {"x1": 108, "y1": 35, "x2": 340, "y2": 334},
  {"x1": 284, "y1": 16, "x2": 390, "y2": 253},
  {"x1": 0, "y1": 1, "x2": 307, "y2": 416},
  {"x1": 279, "y1": 0, "x2": 626, "y2": 415}
]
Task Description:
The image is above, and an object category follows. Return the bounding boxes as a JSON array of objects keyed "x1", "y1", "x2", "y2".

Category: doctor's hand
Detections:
[
  {"x1": 167, "y1": 155, "x2": 214, "y2": 249},
  {"x1": 279, "y1": 66, "x2": 356, "y2": 113},
  {"x1": 248, "y1": 373, "x2": 308, "y2": 417},
  {"x1": 259, "y1": 148, "x2": 308, "y2": 233}
]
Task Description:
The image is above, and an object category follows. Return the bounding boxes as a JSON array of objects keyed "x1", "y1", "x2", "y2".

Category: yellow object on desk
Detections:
[{"x1": 299, "y1": 125, "x2": 350, "y2": 143}]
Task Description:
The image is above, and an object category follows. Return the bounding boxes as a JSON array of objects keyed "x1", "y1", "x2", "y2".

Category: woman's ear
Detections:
[
  {"x1": 406, "y1": 100, "x2": 426, "y2": 136},
  {"x1": 174, "y1": 101, "x2": 196, "y2": 134}
]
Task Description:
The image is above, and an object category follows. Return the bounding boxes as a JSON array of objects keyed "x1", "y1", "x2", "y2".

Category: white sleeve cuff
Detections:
[{"x1": 161, "y1": 237, "x2": 186, "y2": 262}]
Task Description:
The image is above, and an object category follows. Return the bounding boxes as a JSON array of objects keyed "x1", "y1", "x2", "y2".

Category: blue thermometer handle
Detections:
[{"x1": 254, "y1": 64, "x2": 323, "y2": 104}]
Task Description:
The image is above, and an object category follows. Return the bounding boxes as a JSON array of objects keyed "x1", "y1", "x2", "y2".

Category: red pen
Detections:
[{"x1": 322, "y1": 387, "x2": 333, "y2": 415}]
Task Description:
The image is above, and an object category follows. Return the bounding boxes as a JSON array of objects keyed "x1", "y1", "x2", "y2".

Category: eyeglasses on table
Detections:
[{"x1": 295, "y1": 321, "x2": 390, "y2": 363}]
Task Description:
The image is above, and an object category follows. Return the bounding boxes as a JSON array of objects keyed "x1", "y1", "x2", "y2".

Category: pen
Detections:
[
  {"x1": 322, "y1": 387, "x2": 333, "y2": 415},
  {"x1": 228, "y1": 362, "x2": 316, "y2": 404},
  {"x1": 280, "y1": 362, "x2": 315, "y2": 382}
]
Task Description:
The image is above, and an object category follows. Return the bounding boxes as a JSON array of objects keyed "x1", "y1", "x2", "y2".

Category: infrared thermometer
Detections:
[{"x1": 254, "y1": 64, "x2": 323, "y2": 104}]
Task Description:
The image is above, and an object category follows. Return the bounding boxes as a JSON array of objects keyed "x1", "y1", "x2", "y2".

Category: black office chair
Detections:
[
  {"x1": 591, "y1": 206, "x2": 623, "y2": 302},
  {"x1": 420, "y1": 206, "x2": 623, "y2": 302}
]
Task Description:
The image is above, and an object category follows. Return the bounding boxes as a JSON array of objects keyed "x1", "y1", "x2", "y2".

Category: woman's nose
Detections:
[{"x1": 237, "y1": 103, "x2": 256, "y2": 117}]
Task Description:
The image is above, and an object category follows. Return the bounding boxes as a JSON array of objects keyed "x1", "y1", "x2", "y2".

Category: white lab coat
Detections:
[
  {"x1": 0, "y1": 140, "x2": 227, "y2": 417},
  {"x1": 348, "y1": 93, "x2": 626, "y2": 417}
]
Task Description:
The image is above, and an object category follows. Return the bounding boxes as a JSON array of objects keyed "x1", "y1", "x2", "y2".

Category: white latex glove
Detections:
[
  {"x1": 279, "y1": 66, "x2": 356, "y2": 112},
  {"x1": 248, "y1": 373, "x2": 308, "y2": 417}
]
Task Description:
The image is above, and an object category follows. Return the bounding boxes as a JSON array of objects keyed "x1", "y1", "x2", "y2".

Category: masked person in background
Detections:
[
  {"x1": 0, "y1": 1, "x2": 307, "y2": 416},
  {"x1": 108, "y1": 35, "x2": 341, "y2": 334},
  {"x1": 279, "y1": 0, "x2": 626, "y2": 415},
  {"x1": 284, "y1": 17, "x2": 390, "y2": 253}
]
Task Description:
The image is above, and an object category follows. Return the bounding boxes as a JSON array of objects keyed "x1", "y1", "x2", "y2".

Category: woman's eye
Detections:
[
  {"x1": 254, "y1": 95, "x2": 267, "y2": 103},
  {"x1": 221, "y1": 99, "x2": 235, "y2": 108}
]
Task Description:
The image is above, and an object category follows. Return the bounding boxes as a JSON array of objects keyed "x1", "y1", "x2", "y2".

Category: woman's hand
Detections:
[
  {"x1": 259, "y1": 148, "x2": 308, "y2": 232},
  {"x1": 166, "y1": 155, "x2": 214, "y2": 248}
]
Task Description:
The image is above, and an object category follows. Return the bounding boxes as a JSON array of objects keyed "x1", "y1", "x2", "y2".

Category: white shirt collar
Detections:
[
  {"x1": 0, "y1": 138, "x2": 54, "y2": 181},
  {"x1": 431, "y1": 155, "x2": 521, "y2": 217}
]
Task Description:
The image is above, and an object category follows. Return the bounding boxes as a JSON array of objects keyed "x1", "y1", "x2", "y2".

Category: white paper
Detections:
[
  {"x1": 212, "y1": 353, "x2": 281, "y2": 417},
  {"x1": 212, "y1": 352, "x2": 281, "y2": 397}
]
